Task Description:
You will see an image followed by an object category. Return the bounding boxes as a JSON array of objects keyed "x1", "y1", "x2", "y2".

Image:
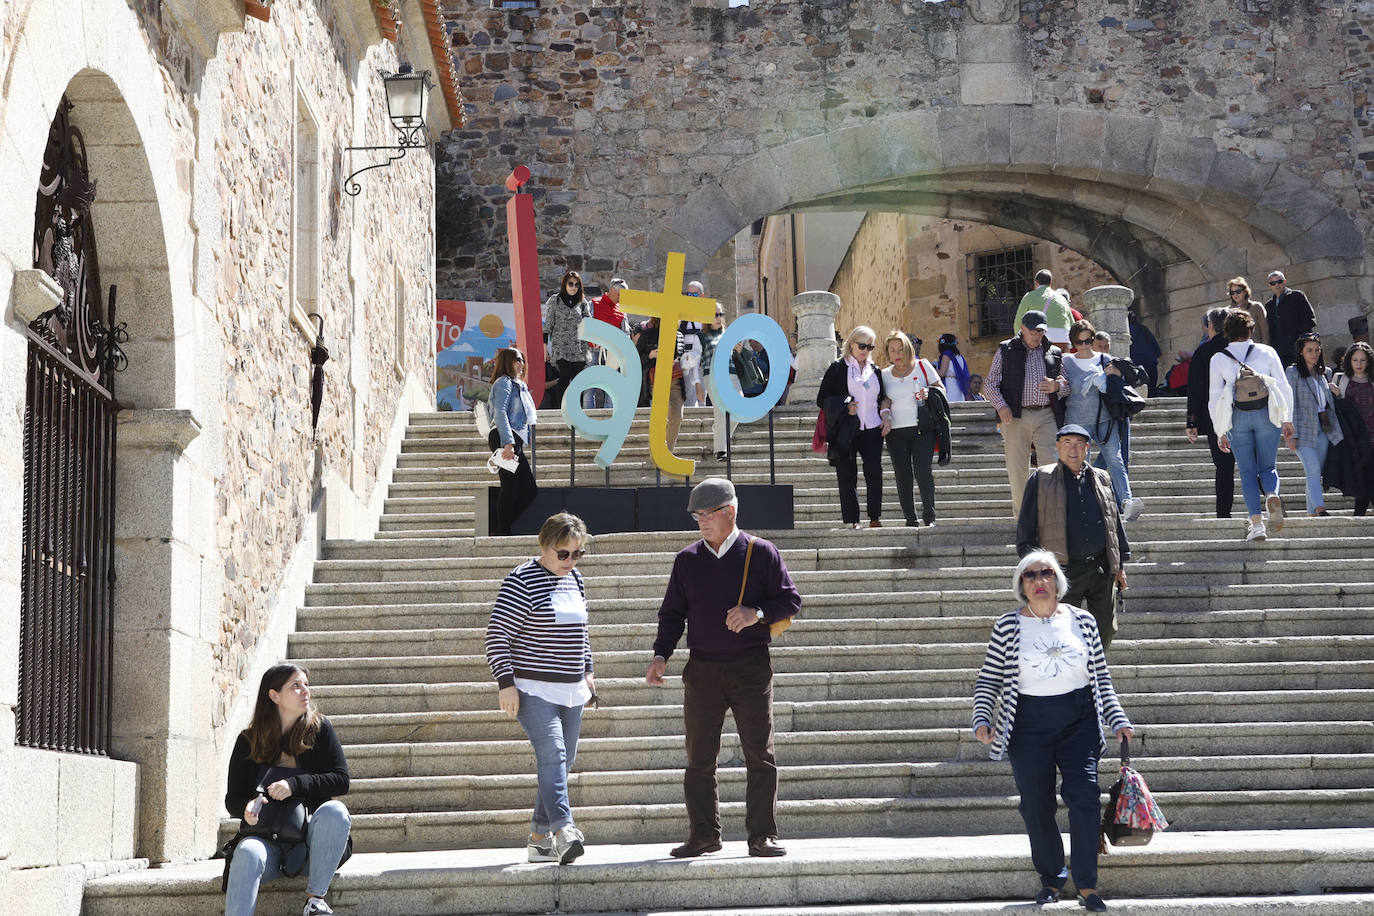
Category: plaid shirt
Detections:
[{"x1": 985, "y1": 342, "x2": 1066, "y2": 412}]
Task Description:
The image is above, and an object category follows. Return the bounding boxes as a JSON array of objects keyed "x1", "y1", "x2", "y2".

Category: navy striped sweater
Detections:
[{"x1": 485, "y1": 559, "x2": 593, "y2": 689}]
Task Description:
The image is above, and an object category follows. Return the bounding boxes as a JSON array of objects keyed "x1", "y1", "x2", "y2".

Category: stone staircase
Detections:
[{"x1": 83, "y1": 400, "x2": 1374, "y2": 915}]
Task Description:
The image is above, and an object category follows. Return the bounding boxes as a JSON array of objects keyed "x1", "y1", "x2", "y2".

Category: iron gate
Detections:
[{"x1": 18, "y1": 97, "x2": 126, "y2": 755}]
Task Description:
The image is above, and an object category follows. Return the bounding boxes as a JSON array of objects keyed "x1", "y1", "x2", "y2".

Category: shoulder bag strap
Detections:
[{"x1": 736, "y1": 534, "x2": 755, "y2": 608}]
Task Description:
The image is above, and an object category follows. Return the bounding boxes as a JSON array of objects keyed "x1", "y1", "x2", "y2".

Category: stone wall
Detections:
[
  {"x1": 0, "y1": 0, "x2": 441, "y2": 897},
  {"x1": 434, "y1": 0, "x2": 1373, "y2": 381},
  {"x1": 827, "y1": 211, "x2": 910, "y2": 348}
]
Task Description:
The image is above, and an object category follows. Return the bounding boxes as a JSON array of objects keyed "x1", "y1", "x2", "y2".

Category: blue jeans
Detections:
[
  {"x1": 516, "y1": 689, "x2": 583, "y2": 834},
  {"x1": 1090, "y1": 419, "x2": 1132, "y2": 506},
  {"x1": 1228, "y1": 408, "x2": 1281, "y2": 516},
  {"x1": 1007, "y1": 687, "x2": 1102, "y2": 893},
  {"x1": 225, "y1": 799, "x2": 351, "y2": 916},
  {"x1": 1296, "y1": 435, "x2": 1330, "y2": 513}
]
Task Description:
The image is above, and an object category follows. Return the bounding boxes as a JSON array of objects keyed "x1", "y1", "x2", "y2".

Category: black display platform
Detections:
[{"x1": 478, "y1": 484, "x2": 794, "y2": 536}]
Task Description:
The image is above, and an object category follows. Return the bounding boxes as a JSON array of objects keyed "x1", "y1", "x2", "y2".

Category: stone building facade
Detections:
[
  {"x1": 435, "y1": 0, "x2": 1373, "y2": 374},
  {"x1": 0, "y1": 1, "x2": 455, "y2": 911}
]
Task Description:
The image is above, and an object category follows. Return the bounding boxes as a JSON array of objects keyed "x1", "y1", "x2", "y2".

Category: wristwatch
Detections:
[{"x1": 755, "y1": 607, "x2": 764, "y2": 621}]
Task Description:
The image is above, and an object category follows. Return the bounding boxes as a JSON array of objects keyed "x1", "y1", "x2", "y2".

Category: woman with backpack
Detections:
[
  {"x1": 1285, "y1": 332, "x2": 1344, "y2": 516},
  {"x1": 1208, "y1": 310, "x2": 1295, "y2": 541}
]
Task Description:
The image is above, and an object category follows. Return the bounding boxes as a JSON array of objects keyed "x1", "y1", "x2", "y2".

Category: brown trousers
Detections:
[{"x1": 681, "y1": 650, "x2": 778, "y2": 842}]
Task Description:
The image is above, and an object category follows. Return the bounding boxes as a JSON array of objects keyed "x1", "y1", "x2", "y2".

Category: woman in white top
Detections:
[
  {"x1": 816, "y1": 326, "x2": 887, "y2": 528},
  {"x1": 972, "y1": 551, "x2": 1133, "y2": 912},
  {"x1": 936, "y1": 333, "x2": 971, "y2": 402},
  {"x1": 1207, "y1": 309, "x2": 1295, "y2": 541},
  {"x1": 880, "y1": 331, "x2": 943, "y2": 527}
]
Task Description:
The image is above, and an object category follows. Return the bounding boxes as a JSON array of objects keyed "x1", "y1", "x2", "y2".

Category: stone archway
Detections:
[
  {"x1": 2, "y1": 0, "x2": 212, "y2": 870},
  {"x1": 649, "y1": 108, "x2": 1364, "y2": 357}
]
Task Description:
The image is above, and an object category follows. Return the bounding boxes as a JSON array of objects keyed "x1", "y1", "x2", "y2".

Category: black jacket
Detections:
[
  {"x1": 1187, "y1": 333, "x2": 1229, "y2": 433},
  {"x1": 920, "y1": 384, "x2": 953, "y2": 465},
  {"x1": 1267, "y1": 288, "x2": 1316, "y2": 366},
  {"x1": 1323, "y1": 396, "x2": 1374, "y2": 501},
  {"x1": 816, "y1": 359, "x2": 885, "y2": 465},
  {"x1": 225, "y1": 716, "x2": 350, "y2": 818}
]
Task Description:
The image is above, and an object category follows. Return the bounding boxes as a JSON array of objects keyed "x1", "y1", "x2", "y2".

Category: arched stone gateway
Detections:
[{"x1": 439, "y1": 1, "x2": 1374, "y2": 352}]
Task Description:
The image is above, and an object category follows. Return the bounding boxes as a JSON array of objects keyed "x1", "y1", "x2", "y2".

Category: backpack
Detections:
[{"x1": 1222, "y1": 344, "x2": 1269, "y2": 410}]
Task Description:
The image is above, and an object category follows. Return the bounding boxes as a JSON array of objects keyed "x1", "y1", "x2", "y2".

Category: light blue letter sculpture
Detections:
[
  {"x1": 561, "y1": 318, "x2": 643, "y2": 469},
  {"x1": 707, "y1": 313, "x2": 790, "y2": 423}
]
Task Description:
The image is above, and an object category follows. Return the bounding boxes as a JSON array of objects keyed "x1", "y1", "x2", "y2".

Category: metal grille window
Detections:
[{"x1": 968, "y1": 246, "x2": 1034, "y2": 339}]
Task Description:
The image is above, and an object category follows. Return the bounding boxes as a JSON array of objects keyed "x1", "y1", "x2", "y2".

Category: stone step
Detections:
[
  {"x1": 341, "y1": 721, "x2": 1374, "y2": 778},
  {"x1": 336, "y1": 754, "x2": 1373, "y2": 815},
  {"x1": 293, "y1": 636, "x2": 1374, "y2": 682},
  {"x1": 306, "y1": 661, "x2": 1374, "y2": 713},
  {"x1": 288, "y1": 611, "x2": 1374, "y2": 662},
  {"x1": 81, "y1": 830, "x2": 1372, "y2": 916},
  {"x1": 321, "y1": 690, "x2": 1373, "y2": 747},
  {"x1": 217, "y1": 787, "x2": 1374, "y2": 851}
]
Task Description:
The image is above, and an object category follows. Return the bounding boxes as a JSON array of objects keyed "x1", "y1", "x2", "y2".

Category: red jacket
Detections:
[{"x1": 591, "y1": 294, "x2": 627, "y2": 346}]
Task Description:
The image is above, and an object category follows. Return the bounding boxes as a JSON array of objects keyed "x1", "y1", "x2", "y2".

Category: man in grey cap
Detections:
[
  {"x1": 646, "y1": 477, "x2": 801, "y2": 858},
  {"x1": 986, "y1": 309, "x2": 1069, "y2": 517},
  {"x1": 1016, "y1": 425, "x2": 1130, "y2": 648}
]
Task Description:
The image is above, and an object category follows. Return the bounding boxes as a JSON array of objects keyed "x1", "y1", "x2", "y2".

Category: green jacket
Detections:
[{"x1": 1013, "y1": 285, "x2": 1073, "y2": 335}]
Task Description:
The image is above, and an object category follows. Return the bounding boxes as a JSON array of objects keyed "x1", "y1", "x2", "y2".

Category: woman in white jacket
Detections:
[{"x1": 1208, "y1": 309, "x2": 1295, "y2": 541}]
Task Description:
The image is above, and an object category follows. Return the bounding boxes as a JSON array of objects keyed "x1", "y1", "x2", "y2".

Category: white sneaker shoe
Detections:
[
  {"x1": 1122, "y1": 497, "x2": 1145, "y2": 522},
  {"x1": 527, "y1": 834, "x2": 557, "y2": 863},
  {"x1": 554, "y1": 824, "x2": 585, "y2": 865},
  {"x1": 303, "y1": 898, "x2": 334, "y2": 916},
  {"x1": 1265, "y1": 493, "x2": 1285, "y2": 532},
  {"x1": 1246, "y1": 521, "x2": 1268, "y2": 541}
]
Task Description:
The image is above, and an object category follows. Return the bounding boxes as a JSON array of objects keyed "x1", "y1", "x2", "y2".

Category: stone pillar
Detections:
[
  {"x1": 790, "y1": 291, "x2": 841, "y2": 406},
  {"x1": 1083, "y1": 285, "x2": 1135, "y2": 360}
]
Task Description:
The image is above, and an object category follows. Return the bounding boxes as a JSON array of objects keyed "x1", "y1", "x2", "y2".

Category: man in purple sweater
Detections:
[{"x1": 645, "y1": 477, "x2": 802, "y2": 859}]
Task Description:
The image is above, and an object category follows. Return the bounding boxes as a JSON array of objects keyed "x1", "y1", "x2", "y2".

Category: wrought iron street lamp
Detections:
[{"x1": 343, "y1": 65, "x2": 434, "y2": 196}]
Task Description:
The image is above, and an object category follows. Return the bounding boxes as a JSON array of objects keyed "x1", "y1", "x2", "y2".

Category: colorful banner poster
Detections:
[{"x1": 435, "y1": 299, "x2": 517, "y2": 411}]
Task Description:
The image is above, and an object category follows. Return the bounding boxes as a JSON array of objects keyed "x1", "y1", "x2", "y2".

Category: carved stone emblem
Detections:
[{"x1": 968, "y1": 0, "x2": 1018, "y2": 24}]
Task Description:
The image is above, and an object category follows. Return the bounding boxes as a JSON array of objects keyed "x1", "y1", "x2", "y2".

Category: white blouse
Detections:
[
  {"x1": 1017, "y1": 609, "x2": 1092, "y2": 696},
  {"x1": 881, "y1": 360, "x2": 940, "y2": 428}
]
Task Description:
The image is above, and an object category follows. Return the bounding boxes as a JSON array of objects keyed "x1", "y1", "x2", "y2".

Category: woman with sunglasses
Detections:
[
  {"x1": 816, "y1": 326, "x2": 887, "y2": 528},
  {"x1": 973, "y1": 550, "x2": 1134, "y2": 913},
  {"x1": 488, "y1": 348, "x2": 539, "y2": 536},
  {"x1": 1060, "y1": 319, "x2": 1143, "y2": 521},
  {"x1": 1226, "y1": 277, "x2": 1269, "y2": 346},
  {"x1": 543, "y1": 270, "x2": 592, "y2": 408},
  {"x1": 1285, "y1": 332, "x2": 1344, "y2": 516},
  {"x1": 485, "y1": 512, "x2": 596, "y2": 865}
]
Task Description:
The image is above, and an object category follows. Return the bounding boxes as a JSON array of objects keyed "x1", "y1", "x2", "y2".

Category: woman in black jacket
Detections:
[
  {"x1": 224, "y1": 664, "x2": 351, "y2": 916},
  {"x1": 817, "y1": 325, "x2": 887, "y2": 528}
]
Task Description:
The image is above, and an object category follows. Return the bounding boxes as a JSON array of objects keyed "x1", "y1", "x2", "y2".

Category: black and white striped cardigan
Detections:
[
  {"x1": 485, "y1": 559, "x2": 593, "y2": 689},
  {"x1": 971, "y1": 605, "x2": 1131, "y2": 761}
]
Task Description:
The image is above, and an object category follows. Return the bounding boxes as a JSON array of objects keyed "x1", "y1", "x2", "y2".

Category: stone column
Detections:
[
  {"x1": 1083, "y1": 285, "x2": 1135, "y2": 360},
  {"x1": 790, "y1": 291, "x2": 841, "y2": 406}
]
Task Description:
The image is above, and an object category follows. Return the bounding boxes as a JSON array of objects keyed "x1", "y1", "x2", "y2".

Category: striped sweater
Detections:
[
  {"x1": 485, "y1": 559, "x2": 593, "y2": 689},
  {"x1": 971, "y1": 605, "x2": 1131, "y2": 761}
]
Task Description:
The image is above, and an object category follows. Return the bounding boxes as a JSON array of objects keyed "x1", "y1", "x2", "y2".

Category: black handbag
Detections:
[{"x1": 239, "y1": 765, "x2": 309, "y2": 845}]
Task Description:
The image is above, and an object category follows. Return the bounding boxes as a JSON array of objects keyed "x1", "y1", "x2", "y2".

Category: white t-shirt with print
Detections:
[{"x1": 1017, "y1": 609, "x2": 1092, "y2": 696}]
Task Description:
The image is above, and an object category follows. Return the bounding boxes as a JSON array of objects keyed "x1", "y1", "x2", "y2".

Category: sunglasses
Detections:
[
  {"x1": 1229, "y1": 289, "x2": 1245, "y2": 296},
  {"x1": 1021, "y1": 568, "x2": 1056, "y2": 582},
  {"x1": 855, "y1": 342, "x2": 877, "y2": 351},
  {"x1": 1268, "y1": 280, "x2": 1283, "y2": 286},
  {"x1": 1073, "y1": 337, "x2": 1093, "y2": 346},
  {"x1": 554, "y1": 548, "x2": 587, "y2": 561}
]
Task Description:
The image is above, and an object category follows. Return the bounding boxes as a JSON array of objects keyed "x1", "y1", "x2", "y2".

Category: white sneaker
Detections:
[
  {"x1": 303, "y1": 898, "x2": 334, "y2": 916},
  {"x1": 554, "y1": 824, "x2": 585, "y2": 865},
  {"x1": 1122, "y1": 497, "x2": 1144, "y2": 522},
  {"x1": 527, "y1": 834, "x2": 557, "y2": 863},
  {"x1": 1246, "y1": 521, "x2": 1267, "y2": 541},
  {"x1": 1265, "y1": 493, "x2": 1285, "y2": 532}
]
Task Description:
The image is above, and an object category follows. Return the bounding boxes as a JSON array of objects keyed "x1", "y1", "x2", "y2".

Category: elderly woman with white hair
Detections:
[
  {"x1": 816, "y1": 325, "x2": 888, "y2": 528},
  {"x1": 972, "y1": 550, "x2": 1134, "y2": 912}
]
